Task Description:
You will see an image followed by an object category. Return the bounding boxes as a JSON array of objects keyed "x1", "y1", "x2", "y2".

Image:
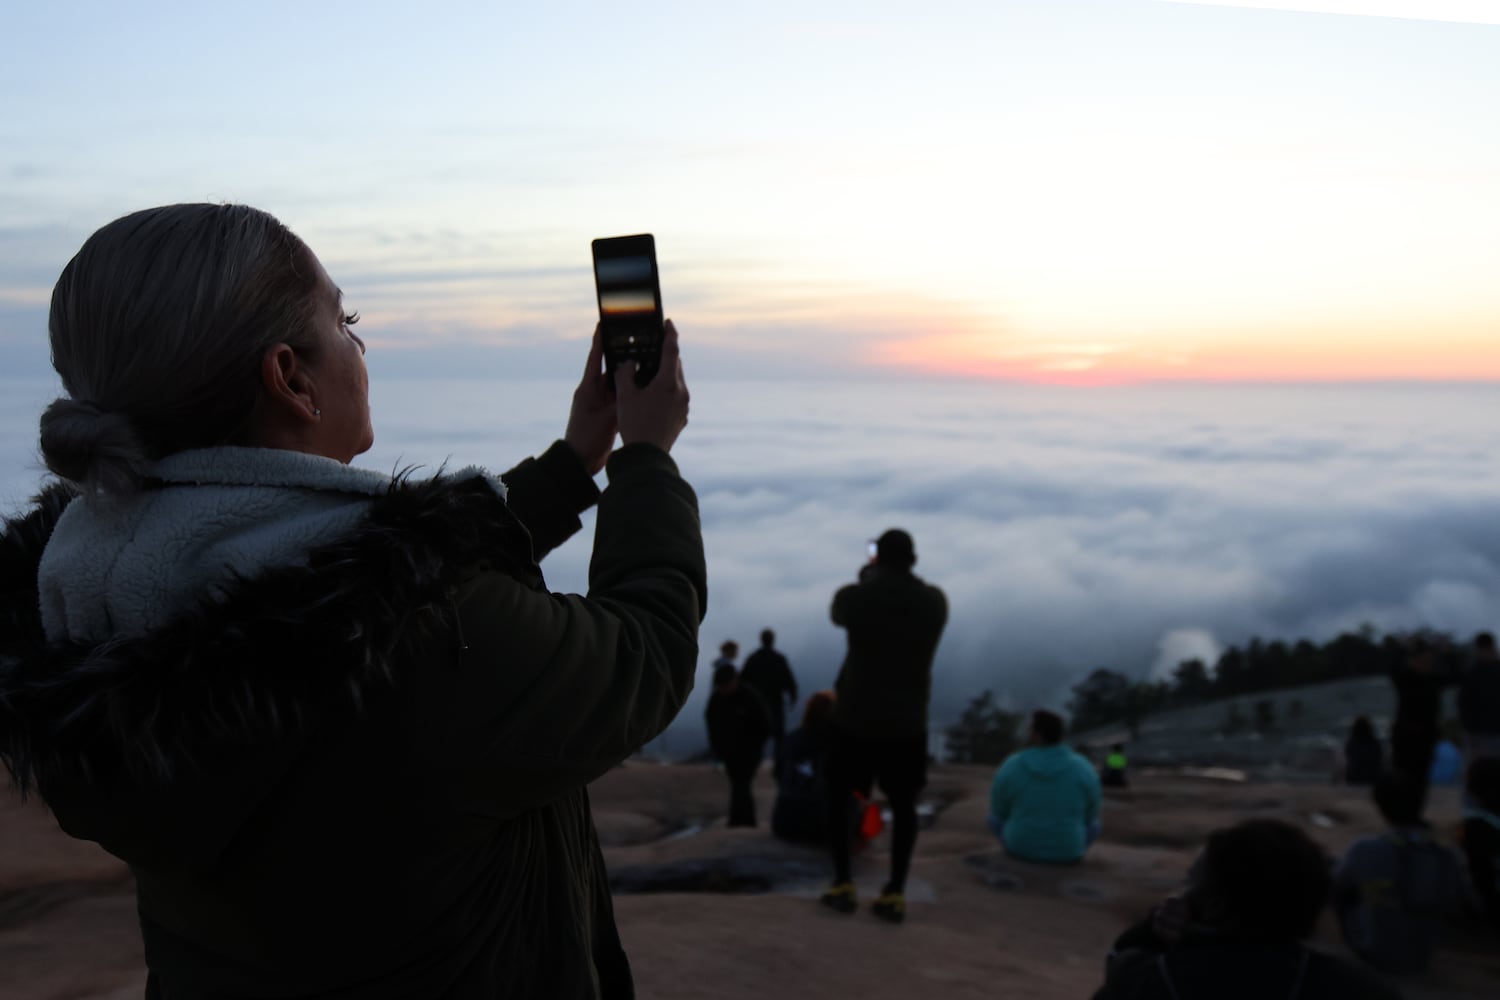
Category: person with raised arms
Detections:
[{"x1": 0, "y1": 203, "x2": 702, "y2": 999}]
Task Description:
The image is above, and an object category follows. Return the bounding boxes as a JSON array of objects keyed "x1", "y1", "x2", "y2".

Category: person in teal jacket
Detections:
[{"x1": 989, "y1": 710, "x2": 1102, "y2": 864}]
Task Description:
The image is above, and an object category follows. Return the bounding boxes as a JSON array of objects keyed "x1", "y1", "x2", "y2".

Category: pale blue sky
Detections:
[{"x1": 3, "y1": 1, "x2": 1497, "y2": 379}]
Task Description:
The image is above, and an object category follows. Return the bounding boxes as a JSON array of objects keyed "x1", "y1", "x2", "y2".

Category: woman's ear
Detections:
[{"x1": 259, "y1": 343, "x2": 319, "y2": 422}]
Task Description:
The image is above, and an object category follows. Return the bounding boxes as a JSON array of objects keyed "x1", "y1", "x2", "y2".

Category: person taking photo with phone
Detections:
[
  {"x1": 0, "y1": 203, "x2": 701, "y2": 1000},
  {"x1": 819, "y1": 528, "x2": 947, "y2": 924}
]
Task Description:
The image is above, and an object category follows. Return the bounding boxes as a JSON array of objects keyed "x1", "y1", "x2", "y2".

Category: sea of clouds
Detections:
[{"x1": 4, "y1": 374, "x2": 1497, "y2": 752}]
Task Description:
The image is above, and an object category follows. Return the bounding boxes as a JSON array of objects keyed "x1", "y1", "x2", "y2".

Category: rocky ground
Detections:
[{"x1": 4, "y1": 764, "x2": 1496, "y2": 999}]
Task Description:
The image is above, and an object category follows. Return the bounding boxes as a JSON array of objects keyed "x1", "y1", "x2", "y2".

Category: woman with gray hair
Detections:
[{"x1": 0, "y1": 203, "x2": 704, "y2": 999}]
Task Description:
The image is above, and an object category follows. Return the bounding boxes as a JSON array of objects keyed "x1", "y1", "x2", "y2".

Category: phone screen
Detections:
[{"x1": 592, "y1": 235, "x2": 663, "y2": 384}]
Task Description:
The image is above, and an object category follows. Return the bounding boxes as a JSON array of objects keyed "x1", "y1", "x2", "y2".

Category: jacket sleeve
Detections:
[
  {"x1": 499, "y1": 440, "x2": 601, "y2": 560},
  {"x1": 437, "y1": 443, "x2": 705, "y2": 816}
]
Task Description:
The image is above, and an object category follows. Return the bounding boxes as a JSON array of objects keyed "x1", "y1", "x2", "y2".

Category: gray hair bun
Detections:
[{"x1": 39, "y1": 397, "x2": 150, "y2": 495}]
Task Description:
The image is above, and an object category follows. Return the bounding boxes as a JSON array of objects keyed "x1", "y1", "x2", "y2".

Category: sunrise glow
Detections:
[{"x1": 2, "y1": 2, "x2": 1497, "y2": 384}]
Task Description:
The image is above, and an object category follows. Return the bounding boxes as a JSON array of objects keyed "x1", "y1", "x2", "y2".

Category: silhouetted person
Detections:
[
  {"x1": 741, "y1": 628, "x2": 799, "y2": 763},
  {"x1": 1462, "y1": 632, "x2": 1500, "y2": 765},
  {"x1": 773, "y1": 691, "x2": 837, "y2": 843},
  {"x1": 989, "y1": 710, "x2": 1102, "y2": 864},
  {"x1": 1462, "y1": 757, "x2": 1500, "y2": 925},
  {"x1": 712, "y1": 639, "x2": 739, "y2": 673},
  {"x1": 1101, "y1": 743, "x2": 1129, "y2": 789},
  {"x1": 1390, "y1": 638, "x2": 1457, "y2": 815},
  {"x1": 1429, "y1": 733, "x2": 1465, "y2": 788},
  {"x1": 1344, "y1": 715, "x2": 1384, "y2": 786},
  {"x1": 1333, "y1": 772, "x2": 1466, "y2": 976},
  {"x1": 1093, "y1": 819, "x2": 1401, "y2": 1000},
  {"x1": 705, "y1": 663, "x2": 770, "y2": 827},
  {"x1": 0, "y1": 204, "x2": 702, "y2": 997},
  {"x1": 820, "y1": 528, "x2": 947, "y2": 924}
]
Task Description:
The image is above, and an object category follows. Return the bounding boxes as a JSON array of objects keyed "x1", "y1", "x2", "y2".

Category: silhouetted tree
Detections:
[
  {"x1": 1172, "y1": 658, "x2": 1212, "y2": 701},
  {"x1": 1051, "y1": 627, "x2": 1465, "y2": 733},
  {"x1": 1068, "y1": 668, "x2": 1133, "y2": 732},
  {"x1": 945, "y1": 691, "x2": 1022, "y2": 765},
  {"x1": 1214, "y1": 648, "x2": 1248, "y2": 696}
]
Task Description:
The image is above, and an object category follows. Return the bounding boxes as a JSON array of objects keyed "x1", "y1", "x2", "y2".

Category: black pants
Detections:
[
  {"x1": 1391, "y1": 723, "x2": 1436, "y2": 814},
  {"x1": 825, "y1": 728, "x2": 927, "y2": 893},
  {"x1": 725, "y1": 758, "x2": 760, "y2": 827}
]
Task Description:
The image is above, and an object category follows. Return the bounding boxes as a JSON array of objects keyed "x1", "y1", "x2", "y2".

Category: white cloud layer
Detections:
[{"x1": 4, "y1": 376, "x2": 1498, "y2": 752}]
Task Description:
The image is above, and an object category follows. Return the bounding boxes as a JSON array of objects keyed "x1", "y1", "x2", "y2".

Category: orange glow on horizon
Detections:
[{"x1": 876, "y1": 323, "x2": 1500, "y2": 384}]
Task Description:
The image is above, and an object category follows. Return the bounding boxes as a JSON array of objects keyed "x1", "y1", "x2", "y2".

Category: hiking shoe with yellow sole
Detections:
[
  {"x1": 871, "y1": 891, "x2": 905, "y2": 924},
  {"x1": 819, "y1": 881, "x2": 857, "y2": 914}
]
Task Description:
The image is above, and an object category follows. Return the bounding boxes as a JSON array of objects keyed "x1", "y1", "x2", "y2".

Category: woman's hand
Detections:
[
  {"x1": 618, "y1": 320, "x2": 689, "y2": 453},
  {"x1": 563, "y1": 325, "x2": 619, "y2": 476}
]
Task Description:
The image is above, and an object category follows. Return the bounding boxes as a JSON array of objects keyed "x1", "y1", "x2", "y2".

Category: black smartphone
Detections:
[{"x1": 592, "y1": 234, "x2": 663, "y2": 386}]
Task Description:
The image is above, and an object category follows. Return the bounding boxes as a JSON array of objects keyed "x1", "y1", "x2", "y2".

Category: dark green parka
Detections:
[{"x1": 0, "y1": 441, "x2": 705, "y2": 999}]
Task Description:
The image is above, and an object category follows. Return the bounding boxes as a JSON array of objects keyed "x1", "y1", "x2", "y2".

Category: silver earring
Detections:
[{"x1": 313, "y1": 408, "x2": 322, "y2": 416}]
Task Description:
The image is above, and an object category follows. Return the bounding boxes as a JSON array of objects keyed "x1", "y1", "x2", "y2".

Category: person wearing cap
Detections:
[{"x1": 819, "y1": 528, "x2": 947, "y2": 924}]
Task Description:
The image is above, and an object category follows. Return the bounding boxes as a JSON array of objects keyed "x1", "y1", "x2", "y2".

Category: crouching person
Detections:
[
  {"x1": 1093, "y1": 819, "x2": 1401, "y2": 1000},
  {"x1": 1334, "y1": 773, "x2": 1469, "y2": 974}
]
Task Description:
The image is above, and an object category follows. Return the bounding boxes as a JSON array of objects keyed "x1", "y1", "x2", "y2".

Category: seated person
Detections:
[
  {"x1": 1093, "y1": 819, "x2": 1401, "y2": 1000},
  {"x1": 1462, "y1": 757, "x2": 1500, "y2": 924},
  {"x1": 988, "y1": 710, "x2": 1101, "y2": 864},
  {"x1": 772, "y1": 691, "x2": 838, "y2": 843},
  {"x1": 1100, "y1": 743, "x2": 1129, "y2": 788},
  {"x1": 1333, "y1": 772, "x2": 1467, "y2": 975},
  {"x1": 770, "y1": 690, "x2": 881, "y2": 848}
]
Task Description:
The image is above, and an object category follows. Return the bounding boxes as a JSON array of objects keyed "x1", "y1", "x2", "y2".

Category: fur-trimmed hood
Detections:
[{"x1": 0, "y1": 470, "x2": 542, "y2": 868}]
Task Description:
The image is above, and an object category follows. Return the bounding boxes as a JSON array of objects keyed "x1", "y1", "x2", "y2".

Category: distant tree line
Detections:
[
  {"x1": 1065, "y1": 626, "x2": 1464, "y2": 737},
  {"x1": 940, "y1": 627, "x2": 1468, "y2": 762},
  {"x1": 944, "y1": 690, "x2": 1023, "y2": 765}
]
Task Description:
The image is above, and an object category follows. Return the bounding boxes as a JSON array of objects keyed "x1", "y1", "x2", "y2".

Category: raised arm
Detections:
[
  {"x1": 431, "y1": 323, "x2": 699, "y2": 815},
  {"x1": 500, "y1": 441, "x2": 600, "y2": 560}
]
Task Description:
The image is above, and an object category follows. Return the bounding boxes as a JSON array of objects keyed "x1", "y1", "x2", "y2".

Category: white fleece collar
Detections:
[{"x1": 37, "y1": 447, "x2": 502, "y2": 645}]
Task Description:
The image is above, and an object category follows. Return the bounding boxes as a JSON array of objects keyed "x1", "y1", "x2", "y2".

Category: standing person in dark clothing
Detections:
[
  {"x1": 1461, "y1": 632, "x2": 1500, "y2": 765},
  {"x1": 1390, "y1": 638, "x2": 1459, "y2": 815},
  {"x1": 705, "y1": 663, "x2": 771, "y2": 827},
  {"x1": 741, "y1": 628, "x2": 799, "y2": 763},
  {"x1": 0, "y1": 205, "x2": 701, "y2": 999},
  {"x1": 820, "y1": 528, "x2": 947, "y2": 924},
  {"x1": 1462, "y1": 756, "x2": 1500, "y2": 925},
  {"x1": 1092, "y1": 819, "x2": 1401, "y2": 1000},
  {"x1": 1344, "y1": 715, "x2": 1385, "y2": 786}
]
